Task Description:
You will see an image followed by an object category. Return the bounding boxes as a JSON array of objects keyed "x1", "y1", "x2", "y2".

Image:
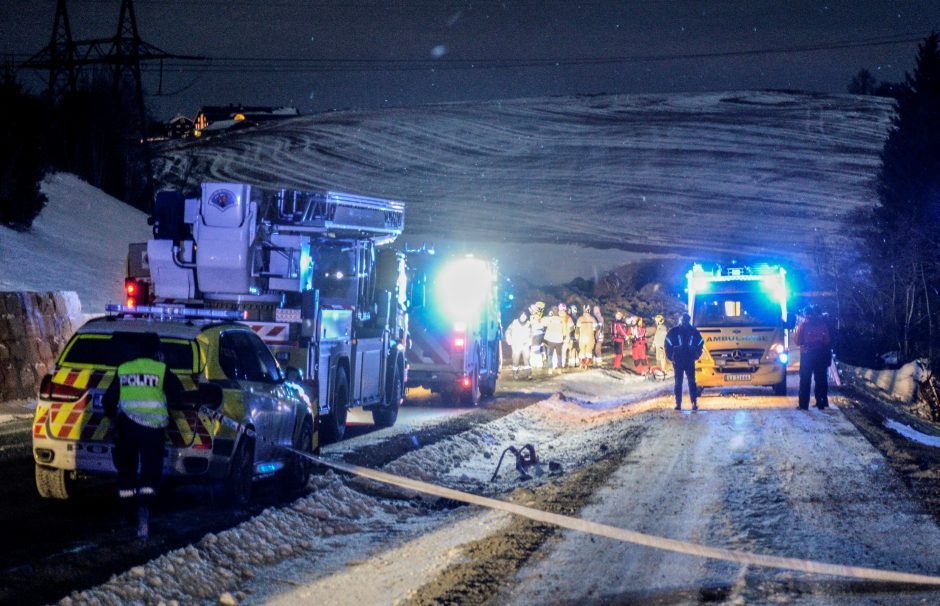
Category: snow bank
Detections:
[
  {"x1": 58, "y1": 471, "x2": 423, "y2": 606},
  {"x1": 883, "y1": 418, "x2": 940, "y2": 448},
  {"x1": 0, "y1": 173, "x2": 151, "y2": 315},
  {"x1": 839, "y1": 360, "x2": 926, "y2": 403}
]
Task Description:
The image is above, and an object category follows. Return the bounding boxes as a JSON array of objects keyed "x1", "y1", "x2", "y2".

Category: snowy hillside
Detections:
[
  {"x1": 0, "y1": 173, "x2": 151, "y2": 314},
  {"x1": 153, "y1": 91, "x2": 894, "y2": 273}
]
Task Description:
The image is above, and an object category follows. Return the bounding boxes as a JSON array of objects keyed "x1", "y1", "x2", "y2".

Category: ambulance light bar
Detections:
[{"x1": 105, "y1": 304, "x2": 247, "y2": 321}]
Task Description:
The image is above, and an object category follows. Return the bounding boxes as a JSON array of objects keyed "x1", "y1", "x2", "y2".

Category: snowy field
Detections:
[
  {"x1": 0, "y1": 173, "x2": 152, "y2": 314},
  {"x1": 153, "y1": 91, "x2": 893, "y2": 279}
]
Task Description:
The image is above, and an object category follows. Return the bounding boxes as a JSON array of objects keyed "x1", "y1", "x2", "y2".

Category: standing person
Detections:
[
  {"x1": 665, "y1": 313, "x2": 704, "y2": 411},
  {"x1": 558, "y1": 303, "x2": 575, "y2": 368},
  {"x1": 652, "y1": 314, "x2": 669, "y2": 373},
  {"x1": 103, "y1": 333, "x2": 186, "y2": 538},
  {"x1": 505, "y1": 312, "x2": 531, "y2": 379},
  {"x1": 610, "y1": 311, "x2": 629, "y2": 370},
  {"x1": 528, "y1": 302, "x2": 546, "y2": 372},
  {"x1": 794, "y1": 305, "x2": 832, "y2": 410},
  {"x1": 576, "y1": 309, "x2": 597, "y2": 368},
  {"x1": 592, "y1": 305, "x2": 605, "y2": 366},
  {"x1": 631, "y1": 317, "x2": 650, "y2": 374},
  {"x1": 567, "y1": 304, "x2": 580, "y2": 367},
  {"x1": 543, "y1": 308, "x2": 566, "y2": 374}
]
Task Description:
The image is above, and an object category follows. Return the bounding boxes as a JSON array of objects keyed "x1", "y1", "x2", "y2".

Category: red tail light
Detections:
[
  {"x1": 453, "y1": 337, "x2": 465, "y2": 349},
  {"x1": 39, "y1": 375, "x2": 85, "y2": 402},
  {"x1": 125, "y1": 280, "x2": 137, "y2": 296},
  {"x1": 462, "y1": 377, "x2": 471, "y2": 387}
]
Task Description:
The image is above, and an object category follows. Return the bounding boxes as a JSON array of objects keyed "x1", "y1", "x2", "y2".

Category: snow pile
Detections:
[
  {"x1": 383, "y1": 373, "x2": 671, "y2": 492},
  {"x1": 506, "y1": 368, "x2": 672, "y2": 409},
  {"x1": 58, "y1": 471, "x2": 423, "y2": 606},
  {"x1": 839, "y1": 360, "x2": 927, "y2": 403},
  {"x1": 0, "y1": 173, "x2": 151, "y2": 315}
]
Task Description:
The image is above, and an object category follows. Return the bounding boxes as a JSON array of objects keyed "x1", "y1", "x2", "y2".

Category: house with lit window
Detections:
[{"x1": 192, "y1": 105, "x2": 299, "y2": 138}]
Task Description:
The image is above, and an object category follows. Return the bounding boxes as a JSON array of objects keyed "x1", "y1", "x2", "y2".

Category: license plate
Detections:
[{"x1": 725, "y1": 374, "x2": 752, "y2": 382}]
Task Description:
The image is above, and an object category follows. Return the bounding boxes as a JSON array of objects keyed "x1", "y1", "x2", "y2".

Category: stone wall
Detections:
[{"x1": 0, "y1": 292, "x2": 82, "y2": 402}]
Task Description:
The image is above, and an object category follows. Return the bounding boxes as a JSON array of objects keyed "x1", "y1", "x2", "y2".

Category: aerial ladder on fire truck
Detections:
[{"x1": 126, "y1": 182, "x2": 408, "y2": 440}]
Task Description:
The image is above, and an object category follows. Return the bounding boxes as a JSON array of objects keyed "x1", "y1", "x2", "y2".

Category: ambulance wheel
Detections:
[
  {"x1": 224, "y1": 436, "x2": 255, "y2": 508},
  {"x1": 373, "y1": 361, "x2": 403, "y2": 428},
  {"x1": 322, "y1": 368, "x2": 349, "y2": 442},
  {"x1": 281, "y1": 417, "x2": 314, "y2": 495},
  {"x1": 35, "y1": 465, "x2": 72, "y2": 500},
  {"x1": 773, "y1": 376, "x2": 787, "y2": 396}
]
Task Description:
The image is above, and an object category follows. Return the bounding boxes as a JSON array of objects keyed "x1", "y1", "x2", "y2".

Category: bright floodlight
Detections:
[{"x1": 435, "y1": 257, "x2": 492, "y2": 321}]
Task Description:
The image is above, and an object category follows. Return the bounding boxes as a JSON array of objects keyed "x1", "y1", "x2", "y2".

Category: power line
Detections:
[{"x1": 125, "y1": 31, "x2": 931, "y2": 75}]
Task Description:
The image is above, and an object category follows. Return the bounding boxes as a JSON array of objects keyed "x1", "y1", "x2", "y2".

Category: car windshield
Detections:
[
  {"x1": 61, "y1": 332, "x2": 197, "y2": 371},
  {"x1": 693, "y1": 292, "x2": 781, "y2": 327}
]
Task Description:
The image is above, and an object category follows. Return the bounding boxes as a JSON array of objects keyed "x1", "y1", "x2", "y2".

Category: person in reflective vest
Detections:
[
  {"x1": 103, "y1": 333, "x2": 185, "y2": 538},
  {"x1": 665, "y1": 313, "x2": 705, "y2": 411}
]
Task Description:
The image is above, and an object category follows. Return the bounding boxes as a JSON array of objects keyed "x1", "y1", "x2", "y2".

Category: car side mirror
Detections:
[
  {"x1": 285, "y1": 366, "x2": 304, "y2": 383},
  {"x1": 198, "y1": 382, "x2": 224, "y2": 408}
]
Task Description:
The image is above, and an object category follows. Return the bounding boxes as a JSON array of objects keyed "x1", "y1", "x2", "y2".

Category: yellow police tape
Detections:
[{"x1": 296, "y1": 451, "x2": 940, "y2": 587}]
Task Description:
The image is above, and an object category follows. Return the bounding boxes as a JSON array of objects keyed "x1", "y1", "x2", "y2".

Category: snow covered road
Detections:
[
  {"x1": 36, "y1": 373, "x2": 940, "y2": 605},
  {"x1": 505, "y1": 394, "x2": 940, "y2": 605}
]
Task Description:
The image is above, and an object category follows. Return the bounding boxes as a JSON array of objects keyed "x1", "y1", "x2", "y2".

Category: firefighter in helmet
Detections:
[{"x1": 652, "y1": 314, "x2": 669, "y2": 372}]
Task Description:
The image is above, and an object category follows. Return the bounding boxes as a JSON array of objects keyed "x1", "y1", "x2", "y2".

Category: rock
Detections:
[
  {"x1": 130, "y1": 566, "x2": 146, "y2": 578},
  {"x1": 219, "y1": 591, "x2": 238, "y2": 606},
  {"x1": 148, "y1": 577, "x2": 163, "y2": 587}
]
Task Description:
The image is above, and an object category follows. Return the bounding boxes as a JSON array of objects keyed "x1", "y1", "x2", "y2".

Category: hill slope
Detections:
[
  {"x1": 0, "y1": 173, "x2": 151, "y2": 313},
  {"x1": 154, "y1": 91, "x2": 893, "y2": 271}
]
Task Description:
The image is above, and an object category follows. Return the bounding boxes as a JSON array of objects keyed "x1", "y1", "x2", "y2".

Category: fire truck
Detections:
[
  {"x1": 687, "y1": 263, "x2": 794, "y2": 395},
  {"x1": 405, "y1": 252, "x2": 502, "y2": 405},
  {"x1": 126, "y1": 182, "x2": 408, "y2": 440}
]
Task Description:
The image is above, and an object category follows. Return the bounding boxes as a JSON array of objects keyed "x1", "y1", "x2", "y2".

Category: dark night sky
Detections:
[{"x1": 3, "y1": 0, "x2": 940, "y2": 120}]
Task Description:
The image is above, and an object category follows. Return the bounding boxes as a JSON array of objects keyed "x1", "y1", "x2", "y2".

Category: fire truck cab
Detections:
[
  {"x1": 687, "y1": 263, "x2": 794, "y2": 396},
  {"x1": 129, "y1": 182, "x2": 408, "y2": 440}
]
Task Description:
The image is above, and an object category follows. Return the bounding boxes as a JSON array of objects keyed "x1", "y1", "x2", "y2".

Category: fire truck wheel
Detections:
[
  {"x1": 281, "y1": 417, "x2": 314, "y2": 495},
  {"x1": 322, "y1": 368, "x2": 349, "y2": 442},
  {"x1": 373, "y1": 361, "x2": 403, "y2": 428},
  {"x1": 35, "y1": 465, "x2": 71, "y2": 500},
  {"x1": 480, "y1": 344, "x2": 498, "y2": 398},
  {"x1": 460, "y1": 361, "x2": 481, "y2": 406},
  {"x1": 224, "y1": 436, "x2": 255, "y2": 508}
]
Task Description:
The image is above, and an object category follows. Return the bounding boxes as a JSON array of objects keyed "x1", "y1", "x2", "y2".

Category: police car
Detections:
[{"x1": 31, "y1": 305, "x2": 317, "y2": 504}]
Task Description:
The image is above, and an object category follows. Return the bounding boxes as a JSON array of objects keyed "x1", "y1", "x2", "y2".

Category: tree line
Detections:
[
  {"x1": 0, "y1": 68, "x2": 152, "y2": 230},
  {"x1": 828, "y1": 34, "x2": 940, "y2": 370}
]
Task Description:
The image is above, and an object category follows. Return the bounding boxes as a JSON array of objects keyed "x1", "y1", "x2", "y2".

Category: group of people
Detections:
[
  {"x1": 504, "y1": 301, "x2": 673, "y2": 379},
  {"x1": 507, "y1": 304, "x2": 835, "y2": 413},
  {"x1": 504, "y1": 301, "x2": 602, "y2": 377}
]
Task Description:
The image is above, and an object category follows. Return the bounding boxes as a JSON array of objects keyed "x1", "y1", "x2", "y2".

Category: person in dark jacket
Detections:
[
  {"x1": 665, "y1": 313, "x2": 704, "y2": 411},
  {"x1": 794, "y1": 305, "x2": 832, "y2": 410},
  {"x1": 103, "y1": 333, "x2": 186, "y2": 538}
]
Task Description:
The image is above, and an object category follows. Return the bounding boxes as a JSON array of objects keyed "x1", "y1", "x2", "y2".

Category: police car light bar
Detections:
[{"x1": 105, "y1": 304, "x2": 247, "y2": 321}]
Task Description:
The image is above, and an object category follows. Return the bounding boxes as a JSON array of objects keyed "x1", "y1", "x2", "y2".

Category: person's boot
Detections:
[
  {"x1": 136, "y1": 506, "x2": 150, "y2": 539},
  {"x1": 692, "y1": 402, "x2": 699, "y2": 411},
  {"x1": 675, "y1": 403, "x2": 681, "y2": 411}
]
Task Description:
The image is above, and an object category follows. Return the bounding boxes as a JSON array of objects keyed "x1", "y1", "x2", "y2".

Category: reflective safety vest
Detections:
[{"x1": 117, "y1": 358, "x2": 169, "y2": 429}]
